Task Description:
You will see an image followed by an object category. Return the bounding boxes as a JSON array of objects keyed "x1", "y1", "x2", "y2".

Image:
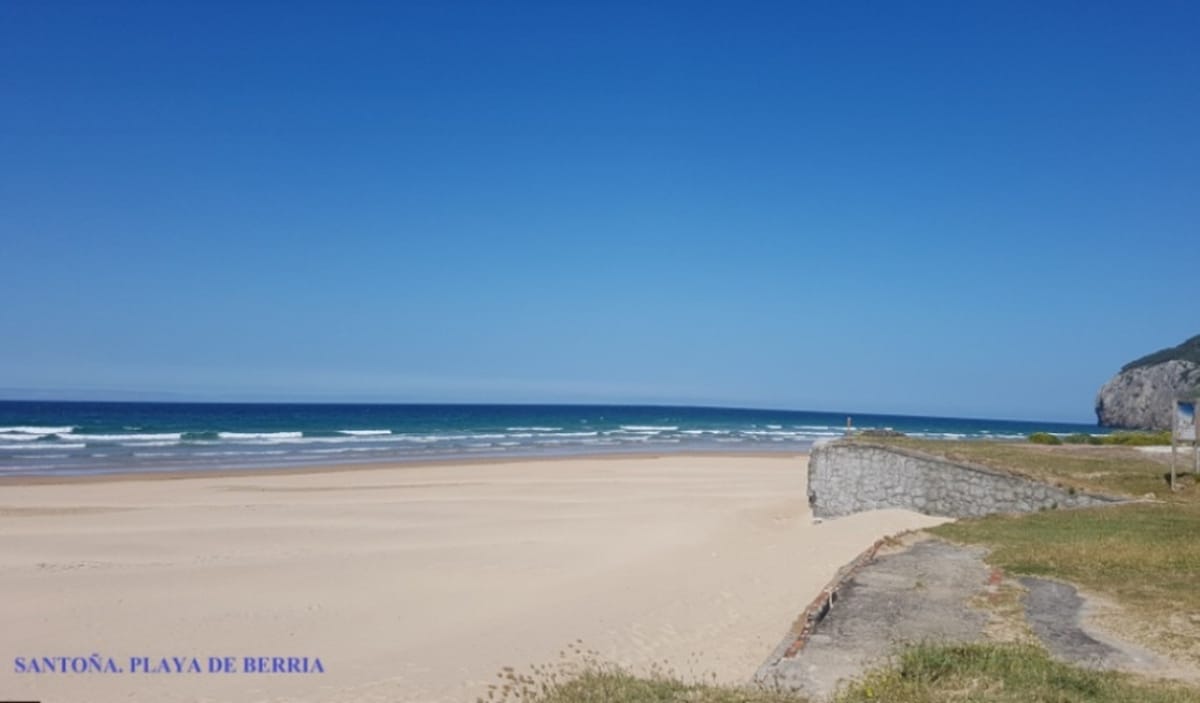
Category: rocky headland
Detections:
[{"x1": 1096, "y1": 334, "x2": 1200, "y2": 430}]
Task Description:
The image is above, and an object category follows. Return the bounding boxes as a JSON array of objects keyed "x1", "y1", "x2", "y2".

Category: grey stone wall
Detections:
[{"x1": 808, "y1": 442, "x2": 1124, "y2": 519}]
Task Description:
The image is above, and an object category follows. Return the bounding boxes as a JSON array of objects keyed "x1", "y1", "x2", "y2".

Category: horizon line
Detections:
[{"x1": 0, "y1": 394, "x2": 1099, "y2": 428}]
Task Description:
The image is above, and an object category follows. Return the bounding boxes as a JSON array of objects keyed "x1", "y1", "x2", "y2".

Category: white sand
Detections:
[{"x1": 0, "y1": 454, "x2": 946, "y2": 702}]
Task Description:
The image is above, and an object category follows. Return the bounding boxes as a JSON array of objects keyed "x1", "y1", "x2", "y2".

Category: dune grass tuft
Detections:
[
  {"x1": 482, "y1": 642, "x2": 1200, "y2": 702},
  {"x1": 838, "y1": 642, "x2": 1200, "y2": 703}
]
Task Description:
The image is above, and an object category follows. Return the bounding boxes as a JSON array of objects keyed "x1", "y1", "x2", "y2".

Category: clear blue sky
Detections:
[{"x1": 2, "y1": 1, "x2": 1197, "y2": 422}]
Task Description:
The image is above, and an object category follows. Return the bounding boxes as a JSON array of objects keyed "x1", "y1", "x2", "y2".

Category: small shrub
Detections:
[
  {"x1": 1028, "y1": 432, "x2": 1062, "y2": 445},
  {"x1": 1063, "y1": 433, "x2": 1094, "y2": 444},
  {"x1": 1100, "y1": 431, "x2": 1172, "y2": 446}
]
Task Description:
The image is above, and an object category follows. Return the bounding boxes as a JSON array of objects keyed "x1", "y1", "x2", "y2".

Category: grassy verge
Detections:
[
  {"x1": 485, "y1": 643, "x2": 1200, "y2": 702},
  {"x1": 482, "y1": 652, "x2": 807, "y2": 703},
  {"x1": 838, "y1": 642, "x2": 1200, "y2": 703},
  {"x1": 493, "y1": 668, "x2": 805, "y2": 702},
  {"x1": 865, "y1": 437, "x2": 1192, "y2": 500},
  {"x1": 860, "y1": 439, "x2": 1200, "y2": 663},
  {"x1": 933, "y1": 503, "x2": 1200, "y2": 663}
]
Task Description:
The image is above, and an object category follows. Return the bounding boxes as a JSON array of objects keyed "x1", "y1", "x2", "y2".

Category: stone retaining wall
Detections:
[{"x1": 808, "y1": 441, "x2": 1125, "y2": 519}]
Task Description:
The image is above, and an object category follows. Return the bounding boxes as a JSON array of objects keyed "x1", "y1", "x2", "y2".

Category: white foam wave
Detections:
[
  {"x1": 506, "y1": 426, "x2": 562, "y2": 432},
  {"x1": 389, "y1": 433, "x2": 513, "y2": 442},
  {"x1": 302, "y1": 447, "x2": 389, "y2": 455},
  {"x1": 619, "y1": 425, "x2": 678, "y2": 432},
  {"x1": 218, "y1": 432, "x2": 304, "y2": 440},
  {"x1": 62, "y1": 433, "x2": 183, "y2": 442},
  {"x1": 393, "y1": 435, "x2": 444, "y2": 443},
  {"x1": 0, "y1": 433, "x2": 42, "y2": 441},
  {"x1": 0, "y1": 443, "x2": 86, "y2": 450},
  {"x1": 338, "y1": 429, "x2": 392, "y2": 436},
  {"x1": 0, "y1": 426, "x2": 74, "y2": 435}
]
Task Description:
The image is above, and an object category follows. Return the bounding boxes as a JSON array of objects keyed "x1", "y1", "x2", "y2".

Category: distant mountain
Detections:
[{"x1": 1096, "y1": 335, "x2": 1200, "y2": 430}]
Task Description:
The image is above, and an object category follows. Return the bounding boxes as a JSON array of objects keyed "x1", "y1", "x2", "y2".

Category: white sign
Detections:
[{"x1": 1176, "y1": 401, "x2": 1197, "y2": 442}]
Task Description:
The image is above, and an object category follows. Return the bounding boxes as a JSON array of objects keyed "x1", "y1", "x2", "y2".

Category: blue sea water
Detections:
[{"x1": 0, "y1": 401, "x2": 1105, "y2": 477}]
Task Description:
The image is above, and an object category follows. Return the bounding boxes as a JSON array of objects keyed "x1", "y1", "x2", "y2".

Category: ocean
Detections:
[{"x1": 0, "y1": 401, "x2": 1104, "y2": 477}]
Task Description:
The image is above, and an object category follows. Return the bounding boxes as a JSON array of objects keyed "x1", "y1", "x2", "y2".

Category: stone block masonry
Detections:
[{"x1": 808, "y1": 441, "x2": 1125, "y2": 519}]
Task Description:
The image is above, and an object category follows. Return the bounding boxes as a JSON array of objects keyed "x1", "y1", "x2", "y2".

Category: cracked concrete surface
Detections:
[
  {"x1": 758, "y1": 536, "x2": 1183, "y2": 700},
  {"x1": 757, "y1": 539, "x2": 989, "y2": 699}
]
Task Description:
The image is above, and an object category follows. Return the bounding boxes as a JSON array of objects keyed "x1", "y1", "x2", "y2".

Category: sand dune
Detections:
[{"x1": 0, "y1": 455, "x2": 946, "y2": 702}]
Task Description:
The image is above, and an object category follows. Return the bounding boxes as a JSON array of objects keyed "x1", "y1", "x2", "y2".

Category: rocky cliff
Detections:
[{"x1": 1095, "y1": 335, "x2": 1200, "y2": 430}]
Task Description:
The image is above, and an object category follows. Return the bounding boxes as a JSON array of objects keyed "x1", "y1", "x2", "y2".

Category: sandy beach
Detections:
[{"x1": 0, "y1": 454, "x2": 945, "y2": 702}]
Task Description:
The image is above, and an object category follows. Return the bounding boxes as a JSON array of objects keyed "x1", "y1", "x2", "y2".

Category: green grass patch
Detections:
[
  {"x1": 483, "y1": 643, "x2": 1200, "y2": 702},
  {"x1": 866, "y1": 438, "x2": 1192, "y2": 501},
  {"x1": 858, "y1": 439, "x2": 1200, "y2": 661},
  {"x1": 1049, "y1": 431, "x2": 1174, "y2": 446},
  {"x1": 1097, "y1": 431, "x2": 1174, "y2": 446},
  {"x1": 932, "y1": 503, "x2": 1200, "y2": 606},
  {"x1": 481, "y1": 656, "x2": 809, "y2": 703},
  {"x1": 496, "y1": 669, "x2": 806, "y2": 702},
  {"x1": 1028, "y1": 432, "x2": 1062, "y2": 445},
  {"x1": 838, "y1": 642, "x2": 1200, "y2": 703},
  {"x1": 932, "y1": 503, "x2": 1200, "y2": 663}
]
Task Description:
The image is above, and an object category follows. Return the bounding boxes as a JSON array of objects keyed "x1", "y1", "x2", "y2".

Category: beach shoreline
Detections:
[
  {"x1": 0, "y1": 453, "x2": 946, "y2": 702},
  {"x1": 0, "y1": 448, "x2": 807, "y2": 485}
]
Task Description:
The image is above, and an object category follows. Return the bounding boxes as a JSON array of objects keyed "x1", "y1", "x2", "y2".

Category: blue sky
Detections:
[{"x1": 2, "y1": 1, "x2": 1197, "y2": 422}]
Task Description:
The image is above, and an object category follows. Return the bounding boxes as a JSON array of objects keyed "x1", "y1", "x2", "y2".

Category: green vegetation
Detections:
[
  {"x1": 487, "y1": 667, "x2": 803, "y2": 702},
  {"x1": 1122, "y1": 333, "x2": 1200, "y2": 372},
  {"x1": 867, "y1": 437, "x2": 1186, "y2": 499},
  {"x1": 868, "y1": 438, "x2": 1200, "y2": 664},
  {"x1": 933, "y1": 503, "x2": 1200, "y2": 663},
  {"x1": 1057, "y1": 431, "x2": 1172, "y2": 446},
  {"x1": 838, "y1": 643, "x2": 1200, "y2": 703},
  {"x1": 480, "y1": 650, "x2": 806, "y2": 703},
  {"x1": 1028, "y1": 432, "x2": 1061, "y2": 445},
  {"x1": 1028, "y1": 431, "x2": 1171, "y2": 446},
  {"x1": 1105, "y1": 431, "x2": 1173, "y2": 446},
  {"x1": 483, "y1": 643, "x2": 1200, "y2": 702}
]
